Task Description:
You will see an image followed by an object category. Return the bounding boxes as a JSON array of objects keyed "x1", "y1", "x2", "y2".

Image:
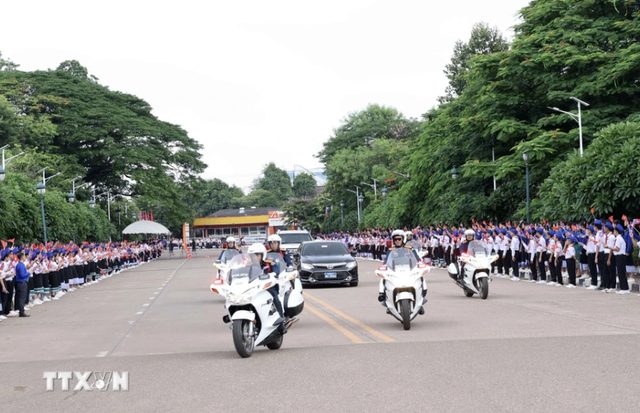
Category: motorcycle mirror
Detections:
[
  {"x1": 215, "y1": 260, "x2": 222, "y2": 264},
  {"x1": 259, "y1": 274, "x2": 270, "y2": 280},
  {"x1": 286, "y1": 266, "x2": 294, "y2": 272}
]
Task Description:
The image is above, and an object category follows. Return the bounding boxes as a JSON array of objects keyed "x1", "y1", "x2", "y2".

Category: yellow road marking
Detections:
[
  {"x1": 305, "y1": 293, "x2": 395, "y2": 343},
  {"x1": 305, "y1": 303, "x2": 364, "y2": 344}
]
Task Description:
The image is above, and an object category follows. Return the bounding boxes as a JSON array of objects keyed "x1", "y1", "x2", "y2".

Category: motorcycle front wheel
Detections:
[
  {"x1": 400, "y1": 299, "x2": 411, "y2": 330},
  {"x1": 232, "y1": 320, "x2": 255, "y2": 358},
  {"x1": 478, "y1": 277, "x2": 489, "y2": 299}
]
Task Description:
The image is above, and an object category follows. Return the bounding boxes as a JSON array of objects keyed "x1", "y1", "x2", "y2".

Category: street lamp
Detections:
[
  {"x1": 89, "y1": 199, "x2": 95, "y2": 209},
  {"x1": 340, "y1": 199, "x2": 344, "y2": 225},
  {"x1": 357, "y1": 193, "x2": 364, "y2": 224},
  {"x1": 36, "y1": 181, "x2": 47, "y2": 243},
  {"x1": 67, "y1": 191, "x2": 75, "y2": 203},
  {"x1": 548, "y1": 96, "x2": 590, "y2": 157},
  {"x1": 361, "y1": 179, "x2": 379, "y2": 200},
  {"x1": 451, "y1": 166, "x2": 459, "y2": 180},
  {"x1": 382, "y1": 186, "x2": 388, "y2": 208},
  {"x1": 0, "y1": 145, "x2": 25, "y2": 183},
  {"x1": 116, "y1": 205, "x2": 122, "y2": 240},
  {"x1": 346, "y1": 186, "x2": 361, "y2": 222},
  {"x1": 391, "y1": 170, "x2": 410, "y2": 180},
  {"x1": 523, "y1": 152, "x2": 531, "y2": 223}
]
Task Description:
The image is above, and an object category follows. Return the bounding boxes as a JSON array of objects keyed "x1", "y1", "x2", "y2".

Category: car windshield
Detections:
[
  {"x1": 221, "y1": 248, "x2": 240, "y2": 263},
  {"x1": 301, "y1": 242, "x2": 348, "y2": 256},
  {"x1": 265, "y1": 252, "x2": 285, "y2": 275},
  {"x1": 226, "y1": 254, "x2": 262, "y2": 284},
  {"x1": 467, "y1": 241, "x2": 488, "y2": 257},
  {"x1": 385, "y1": 248, "x2": 418, "y2": 271},
  {"x1": 280, "y1": 233, "x2": 313, "y2": 244}
]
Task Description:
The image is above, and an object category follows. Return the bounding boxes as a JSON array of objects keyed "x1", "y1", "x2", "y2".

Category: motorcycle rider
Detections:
[
  {"x1": 456, "y1": 229, "x2": 479, "y2": 281},
  {"x1": 265, "y1": 234, "x2": 293, "y2": 267},
  {"x1": 379, "y1": 230, "x2": 425, "y2": 309},
  {"x1": 405, "y1": 231, "x2": 422, "y2": 252},
  {"x1": 248, "y1": 243, "x2": 287, "y2": 334},
  {"x1": 217, "y1": 237, "x2": 242, "y2": 263}
]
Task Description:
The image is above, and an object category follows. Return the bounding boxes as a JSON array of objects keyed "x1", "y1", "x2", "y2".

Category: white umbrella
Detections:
[{"x1": 122, "y1": 220, "x2": 171, "y2": 235}]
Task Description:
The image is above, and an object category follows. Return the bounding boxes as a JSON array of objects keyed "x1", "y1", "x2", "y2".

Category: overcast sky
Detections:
[{"x1": 2, "y1": 0, "x2": 530, "y2": 191}]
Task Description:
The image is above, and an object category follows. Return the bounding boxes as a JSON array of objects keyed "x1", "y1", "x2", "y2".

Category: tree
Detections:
[
  {"x1": 282, "y1": 198, "x2": 325, "y2": 233},
  {"x1": 234, "y1": 189, "x2": 282, "y2": 209},
  {"x1": 190, "y1": 178, "x2": 244, "y2": 217},
  {"x1": 254, "y1": 163, "x2": 292, "y2": 202},
  {"x1": 0, "y1": 51, "x2": 19, "y2": 71},
  {"x1": 317, "y1": 104, "x2": 419, "y2": 165},
  {"x1": 292, "y1": 173, "x2": 317, "y2": 198},
  {"x1": 538, "y1": 120, "x2": 640, "y2": 220},
  {"x1": 403, "y1": 0, "x2": 640, "y2": 224},
  {"x1": 441, "y1": 22, "x2": 509, "y2": 102},
  {"x1": 56, "y1": 60, "x2": 98, "y2": 82}
]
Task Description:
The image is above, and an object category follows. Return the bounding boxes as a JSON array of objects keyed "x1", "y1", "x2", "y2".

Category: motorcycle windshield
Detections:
[
  {"x1": 226, "y1": 254, "x2": 262, "y2": 284},
  {"x1": 467, "y1": 242, "x2": 489, "y2": 257},
  {"x1": 266, "y1": 252, "x2": 285, "y2": 275},
  {"x1": 386, "y1": 248, "x2": 418, "y2": 272},
  {"x1": 221, "y1": 248, "x2": 240, "y2": 263}
]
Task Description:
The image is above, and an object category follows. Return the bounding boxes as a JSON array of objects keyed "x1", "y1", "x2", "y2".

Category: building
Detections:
[{"x1": 192, "y1": 207, "x2": 287, "y2": 241}]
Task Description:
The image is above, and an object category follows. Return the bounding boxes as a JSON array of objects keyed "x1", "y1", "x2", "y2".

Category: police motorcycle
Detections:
[
  {"x1": 375, "y1": 247, "x2": 430, "y2": 330},
  {"x1": 446, "y1": 239, "x2": 497, "y2": 300},
  {"x1": 210, "y1": 252, "x2": 304, "y2": 358}
]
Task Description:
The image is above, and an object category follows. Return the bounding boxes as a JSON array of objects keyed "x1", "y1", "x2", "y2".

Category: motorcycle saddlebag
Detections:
[{"x1": 284, "y1": 289, "x2": 304, "y2": 318}]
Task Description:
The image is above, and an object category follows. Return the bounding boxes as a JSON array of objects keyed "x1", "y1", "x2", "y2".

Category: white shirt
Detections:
[
  {"x1": 605, "y1": 233, "x2": 614, "y2": 254},
  {"x1": 585, "y1": 235, "x2": 597, "y2": 254},
  {"x1": 510, "y1": 236, "x2": 520, "y2": 255},
  {"x1": 614, "y1": 234, "x2": 626, "y2": 256},
  {"x1": 565, "y1": 244, "x2": 575, "y2": 259}
]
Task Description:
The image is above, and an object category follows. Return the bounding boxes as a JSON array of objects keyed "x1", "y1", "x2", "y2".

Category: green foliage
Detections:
[
  {"x1": 254, "y1": 162, "x2": 292, "y2": 203},
  {"x1": 190, "y1": 178, "x2": 244, "y2": 217},
  {"x1": 234, "y1": 189, "x2": 281, "y2": 209},
  {"x1": 0, "y1": 52, "x2": 19, "y2": 71},
  {"x1": 538, "y1": 121, "x2": 640, "y2": 220},
  {"x1": 292, "y1": 173, "x2": 317, "y2": 198},
  {"x1": 441, "y1": 22, "x2": 509, "y2": 102},
  {"x1": 282, "y1": 198, "x2": 325, "y2": 233}
]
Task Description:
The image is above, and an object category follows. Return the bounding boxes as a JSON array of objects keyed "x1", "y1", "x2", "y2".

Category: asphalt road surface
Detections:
[{"x1": 2, "y1": 250, "x2": 640, "y2": 413}]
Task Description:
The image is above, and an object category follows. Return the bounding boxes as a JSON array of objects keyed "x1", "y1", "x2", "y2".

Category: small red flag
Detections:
[
  {"x1": 471, "y1": 218, "x2": 475, "y2": 223},
  {"x1": 622, "y1": 215, "x2": 628, "y2": 222},
  {"x1": 590, "y1": 207, "x2": 595, "y2": 214},
  {"x1": 8, "y1": 238, "x2": 15, "y2": 243},
  {"x1": 1, "y1": 240, "x2": 6, "y2": 248},
  {"x1": 609, "y1": 216, "x2": 614, "y2": 223}
]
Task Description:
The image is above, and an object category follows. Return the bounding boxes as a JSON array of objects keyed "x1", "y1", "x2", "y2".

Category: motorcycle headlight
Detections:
[
  {"x1": 228, "y1": 290, "x2": 253, "y2": 305},
  {"x1": 345, "y1": 261, "x2": 357, "y2": 270},
  {"x1": 301, "y1": 263, "x2": 314, "y2": 271}
]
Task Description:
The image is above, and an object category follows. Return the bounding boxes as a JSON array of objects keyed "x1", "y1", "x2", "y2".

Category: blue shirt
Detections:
[{"x1": 15, "y1": 261, "x2": 30, "y2": 282}]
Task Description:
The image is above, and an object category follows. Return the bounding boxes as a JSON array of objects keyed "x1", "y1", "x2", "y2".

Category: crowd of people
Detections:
[
  {"x1": 0, "y1": 240, "x2": 164, "y2": 320},
  {"x1": 315, "y1": 217, "x2": 640, "y2": 295}
]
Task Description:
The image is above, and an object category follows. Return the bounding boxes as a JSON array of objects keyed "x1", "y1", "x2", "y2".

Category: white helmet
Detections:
[
  {"x1": 405, "y1": 231, "x2": 413, "y2": 239},
  {"x1": 464, "y1": 229, "x2": 475, "y2": 237},
  {"x1": 248, "y1": 243, "x2": 267, "y2": 256},
  {"x1": 267, "y1": 234, "x2": 282, "y2": 243},
  {"x1": 226, "y1": 237, "x2": 236, "y2": 243},
  {"x1": 391, "y1": 229, "x2": 406, "y2": 243}
]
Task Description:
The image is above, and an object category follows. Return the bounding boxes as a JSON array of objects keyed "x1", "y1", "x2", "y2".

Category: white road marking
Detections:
[
  {"x1": 143, "y1": 303, "x2": 149, "y2": 307},
  {"x1": 154, "y1": 292, "x2": 159, "y2": 294},
  {"x1": 96, "y1": 351, "x2": 108, "y2": 357},
  {"x1": 136, "y1": 311, "x2": 143, "y2": 315},
  {"x1": 149, "y1": 297, "x2": 155, "y2": 300}
]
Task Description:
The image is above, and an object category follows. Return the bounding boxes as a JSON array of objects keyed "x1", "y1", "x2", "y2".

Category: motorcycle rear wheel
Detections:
[
  {"x1": 400, "y1": 299, "x2": 411, "y2": 330},
  {"x1": 266, "y1": 334, "x2": 283, "y2": 350},
  {"x1": 232, "y1": 320, "x2": 255, "y2": 358}
]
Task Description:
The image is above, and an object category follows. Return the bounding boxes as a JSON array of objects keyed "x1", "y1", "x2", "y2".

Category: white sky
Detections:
[{"x1": 2, "y1": 0, "x2": 530, "y2": 191}]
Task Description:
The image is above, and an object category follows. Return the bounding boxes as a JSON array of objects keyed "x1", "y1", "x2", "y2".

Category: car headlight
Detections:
[
  {"x1": 345, "y1": 261, "x2": 357, "y2": 270},
  {"x1": 228, "y1": 291, "x2": 253, "y2": 305},
  {"x1": 301, "y1": 263, "x2": 314, "y2": 271}
]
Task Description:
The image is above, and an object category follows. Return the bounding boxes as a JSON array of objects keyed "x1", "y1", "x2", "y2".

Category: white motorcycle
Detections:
[
  {"x1": 211, "y1": 254, "x2": 304, "y2": 358},
  {"x1": 447, "y1": 242, "x2": 497, "y2": 300},
  {"x1": 375, "y1": 247, "x2": 430, "y2": 330}
]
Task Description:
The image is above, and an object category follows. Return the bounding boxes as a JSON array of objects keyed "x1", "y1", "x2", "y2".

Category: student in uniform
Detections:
[
  {"x1": 581, "y1": 226, "x2": 599, "y2": 290},
  {"x1": 612, "y1": 224, "x2": 630, "y2": 294},
  {"x1": 604, "y1": 222, "x2": 617, "y2": 292},
  {"x1": 565, "y1": 236, "x2": 577, "y2": 288},
  {"x1": 594, "y1": 220, "x2": 608, "y2": 291}
]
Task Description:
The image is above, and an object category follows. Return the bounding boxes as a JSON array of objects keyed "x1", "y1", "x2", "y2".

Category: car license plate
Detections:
[{"x1": 325, "y1": 272, "x2": 337, "y2": 278}]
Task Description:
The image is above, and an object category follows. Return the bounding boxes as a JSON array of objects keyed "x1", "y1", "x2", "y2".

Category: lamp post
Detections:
[
  {"x1": 36, "y1": 181, "x2": 47, "y2": 243},
  {"x1": 0, "y1": 145, "x2": 25, "y2": 183},
  {"x1": 326, "y1": 205, "x2": 331, "y2": 232},
  {"x1": 345, "y1": 186, "x2": 361, "y2": 222},
  {"x1": 361, "y1": 179, "x2": 379, "y2": 200},
  {"x1": 451, "y1": 166, "x2": 459, "y2": 180},
  {"x1": 391, "y1": 170, "x2": 410, "y2": 180},
  {"x1": 116, "y1": 205, "x2": 122, "y2": 240},
  {"x1": 340, "y1": 199, "x2": 344, "y2": 226},
  {"x1": 523, "y1": 152, "x2": 531, "y2": 223},
  {"x1": 382, "y1": 186, "x2": 388, "y2": 208},
  {"x1": 357, "y1": 193, "x2": 364, "y2": 224},
  {"x1": 548, "y1": 97, "x2": 590, "y2": 157}
]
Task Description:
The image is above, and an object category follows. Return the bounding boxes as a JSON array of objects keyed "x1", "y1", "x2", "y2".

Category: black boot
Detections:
[{"x1": 378, "y1": 293, "x2": 385, "y2": 302}]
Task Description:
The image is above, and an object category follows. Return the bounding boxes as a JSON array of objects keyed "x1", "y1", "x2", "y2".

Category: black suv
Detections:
[{"x1": 295, "y1": 241, "x2": 358, "y2": 287}]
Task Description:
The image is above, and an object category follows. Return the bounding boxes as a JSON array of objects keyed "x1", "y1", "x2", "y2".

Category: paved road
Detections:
[{"x1": 2, "y1": 251, "x2": 640, "y2": 412}]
